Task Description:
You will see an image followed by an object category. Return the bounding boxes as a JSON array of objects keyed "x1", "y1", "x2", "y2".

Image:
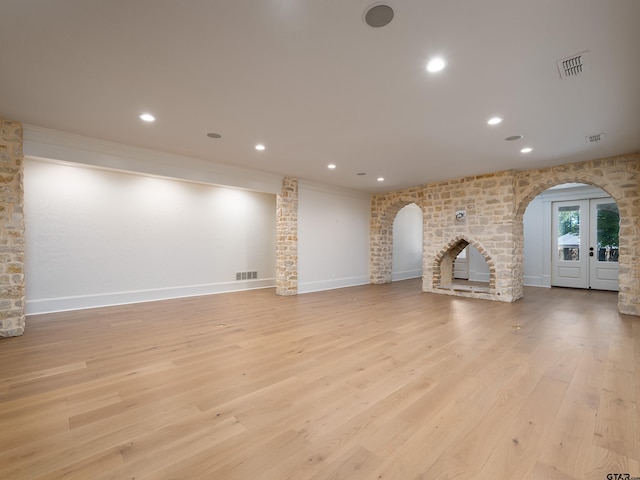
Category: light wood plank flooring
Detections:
[{"x1": 1, "y1": 280, "x2": 639, "y2": 479}]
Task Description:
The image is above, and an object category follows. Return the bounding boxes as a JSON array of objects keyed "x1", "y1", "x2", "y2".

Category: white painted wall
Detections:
[
  {"x1": 523, "y1": 196, "x2": 547, "y2": 286},
  {"x1": 24, "y1": 158, "x2": 276, "y2": 314},
  {"x1": 392, "y1": 204, "x2": 423, "y2": 281},
  {"x1": 298, "y1": 181, "x2": 370, "y2": 293}
]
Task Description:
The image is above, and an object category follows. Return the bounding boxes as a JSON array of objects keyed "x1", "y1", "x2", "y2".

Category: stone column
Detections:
[
  {"x1": 0, "y1": 119, "x2": 25, "y2": 337},
  {"x1": 369, "y1": 195, "x2": 393, "y2": 284},
  {"x1": 616, "y1": 157, "x2": 640, "y2": 316},
  {"x1": 276, "y1": 177, "x2": 298, "y2": 295}
]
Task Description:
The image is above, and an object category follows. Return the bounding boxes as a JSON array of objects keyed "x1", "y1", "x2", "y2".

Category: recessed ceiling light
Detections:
[
  {"x1": 426, "y1": 57, "x2": 446, "y2": 73},
  {"x1": 377, "y1": 177, "x2": 385, "y2": 182},
  {"x1": 328, "y1": 164, "x2": 336, "y2": 169},
  {"x1": 487, "y1": 117, "x2": 503, "y2": 125},
  {"x1": 139, "y1": 113, "x2": 155, "y2": 122},
  {"x1": 505, "y1": 135, "x2": 524, "y2": 141},
  {"x1": 207, "y1": 133, "x2": 221, "y2": 139},
  {"x1": 255, "y1": 144, "x2": 266, "y2": 151},
  {"x1": 520, "y1": 147, "x2": 533, "y2": 153}
]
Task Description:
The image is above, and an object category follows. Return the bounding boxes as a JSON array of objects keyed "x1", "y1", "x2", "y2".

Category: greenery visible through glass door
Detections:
[
  {"x1": 597, "y1": 203, "x2": 619, "y2": 262},
  {"x1": 557, "y1": 205, "x2": 580, "y2": 261}
]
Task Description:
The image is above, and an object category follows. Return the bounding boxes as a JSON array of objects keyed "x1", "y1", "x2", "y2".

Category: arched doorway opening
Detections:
[
  {"x1": 391, "y1": 203, "x2": 423, "y2": 282},
  {"x1": 523, "y1": 183, "x2": 619, "y2": 291}
]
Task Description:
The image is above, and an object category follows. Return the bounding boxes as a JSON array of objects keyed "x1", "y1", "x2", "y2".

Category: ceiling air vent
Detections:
[
  {"x1": 585, "y1": 133, "x2": 606, "y2": 144},
  {"x1": 557, "y1": 51, "x2": 590, "y2": 79}
]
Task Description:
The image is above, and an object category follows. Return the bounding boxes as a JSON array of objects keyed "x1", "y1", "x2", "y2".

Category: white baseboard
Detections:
[
  {"x1": 524, "y1": 275, "x2": 542, "y2": 287},
  {"x1": 523, "y1": 275, "x2": 551, "y2": 287},
  {"x1": 26, "y1": 278, "x2": 276, "y2": 315},
  {"x1": 298, "y1": 275, "x2": 369, "y2": 294},
  {"x1": 391, "y1": 269, "x2": 422, "y2": 282}
]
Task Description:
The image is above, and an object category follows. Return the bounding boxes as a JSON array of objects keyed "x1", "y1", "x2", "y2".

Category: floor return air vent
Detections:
[{"x1": 236, "y1": 271, "x2": 258, "y2": 280}]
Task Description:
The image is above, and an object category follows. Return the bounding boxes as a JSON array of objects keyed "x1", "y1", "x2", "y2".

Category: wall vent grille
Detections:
[
  {"x1": 236, "y1": 271, "x2": 258, "y2": 280},
  {"x1": 557, "y1": 51, "x2": 590, "y2": 79},
  {"x1": 585, "y1": 133, "x2": 606, "y2": 144}
]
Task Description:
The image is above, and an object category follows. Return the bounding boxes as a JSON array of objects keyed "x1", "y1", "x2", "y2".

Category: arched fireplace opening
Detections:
[{"x1": 433, "y1": 236, "x2": 495, "y2": 294}]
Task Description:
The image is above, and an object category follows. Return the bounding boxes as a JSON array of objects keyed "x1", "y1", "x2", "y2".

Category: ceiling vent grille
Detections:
[
  {"x1": 585, "y1": 133, "x2": 606, "y2": 144},
  {"x1": 557, "y1": 51, "x2": 590, "y2": 79}
]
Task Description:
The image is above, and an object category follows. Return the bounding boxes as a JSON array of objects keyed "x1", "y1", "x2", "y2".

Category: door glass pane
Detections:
[
  {"x1": 558, "y1": 205, "x2": 580, "y2": 261},
  {"x1": 597, "y1": 203, "x2": 619, "y2": 262}
]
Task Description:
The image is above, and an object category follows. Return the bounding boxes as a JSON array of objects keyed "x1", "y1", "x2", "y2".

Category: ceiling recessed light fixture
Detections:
[
  {"x1": 328, "y1": 164, "x2": 336, "y2": 169},
  {"x1": 520, "y1": 147, "x2": 533, "y2": 153},
  {"x1": 487, "y1": 117, "x2": 503, "y2": 125},
  {"x1": 505, "y1": 135, "x2": 524, "y2": 141},
  {"x1": 255, "y1": 144, "x2": 266, "y2": 151},
  {"x1": 206, "y1": 133, "x2": 221, "y2": 139},
  {"x1": 377, "y1": 177, "x2": 385, "y2": 182},
  {"x1": 364, "y1": 4, "x2": 394, "y2": 28},
  {"x1": 426, "y1": 57, "x2": 446, "y2": 73},
  {"x1": 139, "y1": 113, "x2": 155, "y2": 122}
]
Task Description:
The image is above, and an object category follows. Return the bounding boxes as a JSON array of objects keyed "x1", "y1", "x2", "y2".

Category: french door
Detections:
[{"x1": 551, "y1": 198, "x2": 619, "y2": 291}]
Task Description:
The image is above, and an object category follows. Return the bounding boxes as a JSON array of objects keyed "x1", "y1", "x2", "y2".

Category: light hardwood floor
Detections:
[{"x1": 1, "y1": 280, "x2": 639, "y2": 479}]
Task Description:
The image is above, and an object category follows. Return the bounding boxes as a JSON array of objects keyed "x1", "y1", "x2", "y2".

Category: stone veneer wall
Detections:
[
  {"x1": 370, "y1": 152, "x2": 640, "y2": 315},
  {"x1": 371, "y1": 170, "x2": 518, "y2": 302},
  {"x1": 0, "y1": 119, "x2": 25, "y2": 337},
  {"x1": 276, "y1": 177, "x2": 298, "y2": 296}
]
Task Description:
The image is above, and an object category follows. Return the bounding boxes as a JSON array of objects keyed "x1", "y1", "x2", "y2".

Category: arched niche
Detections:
[{"x1": 370, "y1": 194, "x2": 424, "y2": 284}]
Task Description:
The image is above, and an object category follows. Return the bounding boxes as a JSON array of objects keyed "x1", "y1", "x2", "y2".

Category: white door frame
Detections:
[
  {"x1": 550, "y1": 197, "x2": 619, "y2": 291},
  {"x1": 551, "y1": 200, "x2": 589, "y2": 289},
  {"x1": 588, "y1": 198, "x2": 619, "y2": 291}
]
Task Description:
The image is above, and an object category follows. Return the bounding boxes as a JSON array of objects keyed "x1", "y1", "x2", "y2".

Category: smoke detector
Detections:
[
  {"x1": 557, "y1": 51, "x2": 590, "y2": 79},
  {"x1": 585, "y1": 133, "x2": 606, "y2": 144}
]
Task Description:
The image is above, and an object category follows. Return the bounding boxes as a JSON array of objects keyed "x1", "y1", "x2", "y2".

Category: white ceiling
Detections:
[{"x1": 1, "y1": 0, "x2": 639, "y2": 193}]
